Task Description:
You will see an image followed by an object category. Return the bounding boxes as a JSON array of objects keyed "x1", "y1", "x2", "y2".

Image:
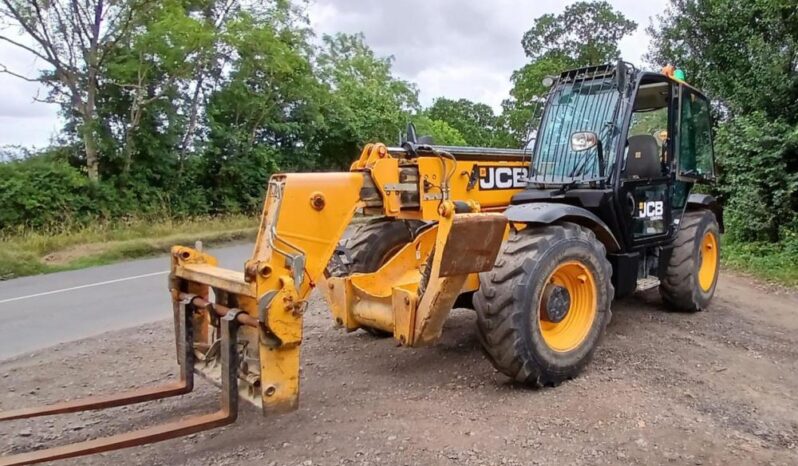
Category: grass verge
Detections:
[
  {"x1": 4, "y1": 215, "x2": 795, "y2": 288},
  {"x1": 0, "y1": 215, "x2": 259, "y2": 280},
  {"x1": 722, "y1": 237, "x2": 798, "y2": 287}
]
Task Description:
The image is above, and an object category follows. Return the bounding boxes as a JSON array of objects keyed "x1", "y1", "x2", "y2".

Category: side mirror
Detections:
[{"x1": 570, "y1": 131, "x2": 598, "y2": 152}]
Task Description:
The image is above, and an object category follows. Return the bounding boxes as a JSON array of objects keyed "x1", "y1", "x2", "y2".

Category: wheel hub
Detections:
[{"x1": 541, "y1": 284, "x2": 571, "y2": 323}]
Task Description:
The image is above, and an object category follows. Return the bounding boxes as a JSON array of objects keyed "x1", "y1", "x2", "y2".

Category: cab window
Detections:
[
  {"x1": 622, "y1": 80, "x2": 670, "y2": 181},
  {"x1": 629, "y1": 106, "x2": 668, "y2": 139},
  {"x1": 678, "y1": 89, "x2": 715, "y2": 179}
]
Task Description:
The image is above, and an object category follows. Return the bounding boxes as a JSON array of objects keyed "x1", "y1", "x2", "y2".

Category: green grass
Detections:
[
  {"x1": 0, "y1": 215, "x2": 259, "y2": 280},
  {"x1": 722, "y1": 236, "x2": 798, "y2": 287}
]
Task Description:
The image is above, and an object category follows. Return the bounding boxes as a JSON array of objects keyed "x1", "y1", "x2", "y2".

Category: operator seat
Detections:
[{"x1": 624, "y1": 135, "x2": 662, "y2": 179}]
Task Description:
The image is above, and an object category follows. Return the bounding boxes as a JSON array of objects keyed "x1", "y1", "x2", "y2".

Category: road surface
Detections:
[
  {"x1": 0, "y1": 243, "x2": 253, "y2": 359},
  {"x1": 1, "y1": 272, "x2": 797, "y2": 465}
]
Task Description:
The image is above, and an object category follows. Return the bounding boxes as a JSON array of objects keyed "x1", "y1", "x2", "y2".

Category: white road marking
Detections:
[{"x1": 0, "y1": 271, "x2": 169, "y2": 304}]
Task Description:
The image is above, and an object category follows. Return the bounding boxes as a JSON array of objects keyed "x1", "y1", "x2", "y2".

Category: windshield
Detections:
[{"x1": 531, "y1": 77, "x2": 622, "y2": 184}]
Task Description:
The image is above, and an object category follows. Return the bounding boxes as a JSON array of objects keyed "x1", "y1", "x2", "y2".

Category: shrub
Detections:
[
  {"x1": 0, "y1": 156, "x2": 95, "y2": 230},
  {"x1": 715, "y1": 113, "x2": 798, "y2": 242}
]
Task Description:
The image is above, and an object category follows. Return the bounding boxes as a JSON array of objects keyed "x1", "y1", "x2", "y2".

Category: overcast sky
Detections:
[{"x1": 0, "y1": 0, "x2": 666, "y2": 148}]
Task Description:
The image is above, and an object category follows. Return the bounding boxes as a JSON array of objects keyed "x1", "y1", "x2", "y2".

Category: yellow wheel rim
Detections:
[
  {"x1": 539, "y1": 261, "x2": 597, "y2": 353},
  {"x1": 698, "y1": 231, "x2": 718, "y2": 292}
]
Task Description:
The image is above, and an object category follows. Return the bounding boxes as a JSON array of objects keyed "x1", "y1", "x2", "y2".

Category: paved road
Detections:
[{"x1": 0, "y1": 243, "x2": 254, "y2": 359}]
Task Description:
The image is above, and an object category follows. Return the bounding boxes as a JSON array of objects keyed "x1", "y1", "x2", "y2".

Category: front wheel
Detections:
[{"x1": 473, "y1": 223, "x2": 614, "y2": 387}]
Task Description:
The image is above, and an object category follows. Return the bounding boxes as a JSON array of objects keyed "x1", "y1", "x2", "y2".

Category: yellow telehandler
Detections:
[{"x1": 0, "y1": 62, "x2": 723, "y2": 465}]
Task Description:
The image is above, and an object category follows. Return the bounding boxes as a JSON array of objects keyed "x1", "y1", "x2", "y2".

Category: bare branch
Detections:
[
  {"x1": 0, "y1": 0, "x2": 58, "y2": 63},
  {"x1": 69, "y1": 0, "x2": 94, "y2": 49},
  {"x1": 48, "y1": 1, "x2": 81, "y2": 70},
  {"x1": 215, "y1": 0, "x2": 239, "y2": 28},
  {"x1": 90, "y1": 0, "x2": 103, "y2": 46},
  {"x1": 97, "y1": 1, "x2": 143, "y2": 65},
  {"x1": 0, "y1": 63, "x2": 40, "y2": 82},
  {"x1": 0, "y1": 34, "x2": 52, "y2": 63},
  {"x1": 32, "y1": 87, "x2": 59, "y2": 104},
  {"x1": 30, "y1": 1, "x2": 61, "y2": 64}
]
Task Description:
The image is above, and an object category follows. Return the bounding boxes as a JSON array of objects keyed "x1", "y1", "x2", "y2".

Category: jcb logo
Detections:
[
  {"x1": 479, "y1": 166, "x2": 529, "y2": 190},
  {"x1": 638, "y1": 201, "x2": 664, "y2": 220}
]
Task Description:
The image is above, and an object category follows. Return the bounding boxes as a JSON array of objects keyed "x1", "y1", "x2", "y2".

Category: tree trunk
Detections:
[
  {"x1": 179, "y1": 77, "x2": 204, "y2": 165},
  {"x1": 83, "y1": 85, "x2": 100, "y2": 181},
  {"x1": 82, "y1": 89, "x2": 99, "y2": 181},
  {"x1": 84, "y1": 123, "x2": 100, "y2": 181},
  {"x1": 83, "y1": 0, "x2": 103, "y2": 182}
]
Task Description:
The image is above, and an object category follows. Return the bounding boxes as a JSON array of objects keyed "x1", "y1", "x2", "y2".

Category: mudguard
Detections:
[
  {"x1": 687, "y1": 193, "x2": 724, "y2": 232},
  {"x1": 504, "y1": 202, "x2": 621, "y2": 252}
]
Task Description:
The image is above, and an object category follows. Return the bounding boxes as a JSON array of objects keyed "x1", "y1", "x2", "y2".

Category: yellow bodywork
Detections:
[{"x1": 170, "y1": 143, "x2": 528, "y2": 413}]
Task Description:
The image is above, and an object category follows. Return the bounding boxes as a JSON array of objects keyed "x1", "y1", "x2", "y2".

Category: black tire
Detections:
[
  {"x1": 473, "y1": 223, "x2": 614, "y2": 387},
  {"x1": 328, "y1": 218, "x2": 425, "y2": 336},
  {"x1": 660, "y1": 210, "x2": 720, "y2": 312}
]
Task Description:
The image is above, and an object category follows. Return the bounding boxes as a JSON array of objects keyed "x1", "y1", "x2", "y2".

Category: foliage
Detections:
[
  {"x1": 426, "y1": 98, "x2": 513, "y2": 147},
  {"x1": 0, "y1": 5, "x2": 427, "y2": 231},
  {"x1": 199, "y1": 8, "x2": 322, "y2": 212},
  {"x1": 502, "y1": 54, "x2": 575, "y2": 144},
  {"x1": 314, "y1": 33, "x2": 419, "y2": 168},
  {"x1": 521, "y1": 1, "x2": 637, "y2": 65},
  {"x1": 714, "y1": 113, "x2": 798, "y2": 241},
  {"x1": 412, "y1": 116, "x2": 467, "y2": 146},
  {"x1": 2, "y1": 0, "x2": 796, "y2": 291},
  {"x1": 648, "y1": 0, "x2": 798, "y2": 242},
  {"x1": 628, "y1": 108, "x2": 669, "y2": 138},
  {"x1": 0, "y1": 155, "x2": 98, "y2": 229},
  {"x1": 647, "y1": 0, "x2": 798, "y2": 122},
  {"x1": 0, "y1": 0, "x2": 157, "y2": 180},
  {"x1": 723, "y1": 235, "x2": 798, "y2": 287},
  {"x1": 503, "y1": 1, "x2": 637, "y2": 144}
]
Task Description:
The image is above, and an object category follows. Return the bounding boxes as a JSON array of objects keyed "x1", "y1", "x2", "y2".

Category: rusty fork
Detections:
[{"x1": 0, "y1": 295, "x2": 245, "y2": 466}]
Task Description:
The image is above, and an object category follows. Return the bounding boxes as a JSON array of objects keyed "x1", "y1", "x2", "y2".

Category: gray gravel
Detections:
[{"x1": 1, "y1": 271, "x2": 797, "y2": 465}]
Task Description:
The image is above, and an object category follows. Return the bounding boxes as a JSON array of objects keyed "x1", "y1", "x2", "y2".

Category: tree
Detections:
[
  {"x1": 97, "y1": 0, "x2": 224, "y2": 180},
  {"x1": 521, "y1": 1, "x2": 637, "y2": 64},
  {"x1": 426, "y1": 97, "x2": 512, "y2": 147},
  {"x1": 412, "y1": 115, "x2": 467, "y2": 146},
  {"x1": 200, "y1": 4, "x2": 322, "y2": 212},
  {"x1": 175, "y1": 0, "x2": 243, "y2": 162},
  {"x1": 502, "y1": 1, "x2": 637, "y2": 144},
  {"x1": 714, "y1": 113, "x2": 798, "y2": 242},
  {"x1": 0, "y1": 0, "x2": 154, "y2": 180},
  {"x1": 502, "y1": 54, "x2": 574, "y2": 144},
  {"x1": 315, "y1": 33, "x2": 419, "y2": 168},
  {"x1": 647, "y1": 0, "x2": 798, "y2": 122},
  {"x1": 647, "y1": 0, "x2": 798, "y2": 241}
]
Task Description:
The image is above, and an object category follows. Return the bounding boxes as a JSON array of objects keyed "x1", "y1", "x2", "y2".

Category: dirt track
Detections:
[{"x1": 1, "y1": 272, "x2": 797, "y2": 465}]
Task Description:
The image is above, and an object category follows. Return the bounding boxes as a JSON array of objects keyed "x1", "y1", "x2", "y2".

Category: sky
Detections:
[{"x1": 0, "y1": 0, "x2": 667, "y2": 148}]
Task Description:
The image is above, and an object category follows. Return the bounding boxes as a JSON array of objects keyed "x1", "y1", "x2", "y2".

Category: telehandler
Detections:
[{"x1": 0, "y1": 62, "x2": 722, "y2": 465}]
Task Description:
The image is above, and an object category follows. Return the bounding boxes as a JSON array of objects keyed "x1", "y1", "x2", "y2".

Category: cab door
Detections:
[
  {"x1": 672, "y1": 85, "x2": 716, "y2": 215},
  {"x1": 617, "y1": 79, "x2": 676, "y2": 247}
]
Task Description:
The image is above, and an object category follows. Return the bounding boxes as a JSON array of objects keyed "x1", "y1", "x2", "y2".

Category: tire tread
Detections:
[{"x1": 474, "y1": 223, "x2": 613, "y2": 387}]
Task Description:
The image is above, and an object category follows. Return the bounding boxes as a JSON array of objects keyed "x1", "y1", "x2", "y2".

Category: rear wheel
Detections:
[
  {"x1": 474, "y1": 223, "x2": 613, "y2": 386},
  {"x1": 660, "y1": 210, "x2": 720, "y2": 312},
  {"x1": 328, "y1": 218, "x2": 425, "y2": 336}
]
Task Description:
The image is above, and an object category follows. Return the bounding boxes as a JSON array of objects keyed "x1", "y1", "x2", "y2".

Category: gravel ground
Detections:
[{"x1": 1, "y1": 272, "x2": 797, "y2": 465}]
